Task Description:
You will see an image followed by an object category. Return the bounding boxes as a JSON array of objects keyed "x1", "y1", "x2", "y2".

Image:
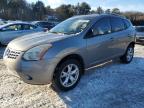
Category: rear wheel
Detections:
[
  {"x1": 0, "y1": 42, "x2": 2, "y2": 47},
  {"x1": 53, "y1": 59, "x2": 82, "y2": 91},
  {"x1": 120, "y1": 45, "x2": 134, "y2": 63},
  {"x1": 0, "y1": 42, "x2": 6, "y2": 47}
]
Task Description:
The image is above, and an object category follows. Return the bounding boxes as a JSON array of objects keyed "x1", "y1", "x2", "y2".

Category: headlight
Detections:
[{"x1": 23, "y1": 44, "x2": 52, "y2": 61}]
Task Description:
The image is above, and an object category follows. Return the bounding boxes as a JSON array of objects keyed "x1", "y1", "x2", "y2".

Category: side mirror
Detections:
[{"x1": 43, "y1": 28, "x2": 49, "y2": 32}]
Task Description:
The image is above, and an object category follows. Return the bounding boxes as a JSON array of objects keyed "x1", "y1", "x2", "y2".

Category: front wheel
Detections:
[
  {"x1": 53, "y1": 59, "x2": 83, "y2": 91},
  {"x1": 120, "y1": 45, "x2": 134, "y2": 63}
]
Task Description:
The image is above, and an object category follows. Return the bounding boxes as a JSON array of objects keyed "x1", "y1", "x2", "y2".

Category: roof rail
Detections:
[{"x1": 102, "y1": 13, "x2": 126, "y2": 18}]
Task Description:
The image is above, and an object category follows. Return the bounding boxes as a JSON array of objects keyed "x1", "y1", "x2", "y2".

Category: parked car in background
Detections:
[
  {"x1": 135, "y1": 26, "x2": 144, "y2": 44},
  {"x1": 4, "y1": 14, "x2": 136, "y2": 91},
  {"x1": 0, "y1": 19, "x2": 7, "y2": 25},
  {"x1": 33, "y1": 21, "x2": 55, "y2": 30},
  {"x1": 0, "y1": 21, "x2": 5, "y2": 25},
  {"x1": 0, "y1": 22, "x2": 43, "y2": 45}
]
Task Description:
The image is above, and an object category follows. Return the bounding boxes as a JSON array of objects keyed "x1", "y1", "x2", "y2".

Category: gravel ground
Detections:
[{"x1": 0, "y1": 45, "x2": 144, "y2": 108}]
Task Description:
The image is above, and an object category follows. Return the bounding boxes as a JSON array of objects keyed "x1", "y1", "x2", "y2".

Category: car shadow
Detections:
[
  {"x1": 50, "y1": 57, "x2": 144, "y2": 108},
  {"x1": 136, "y1": 42, "x2": 144, "y2": 46},
  {"x1": 0, "y1": 46, "x2": 6, "y2": 59}
]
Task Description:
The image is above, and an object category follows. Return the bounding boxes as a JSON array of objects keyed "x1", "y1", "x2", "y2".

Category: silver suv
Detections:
[{"x1": 3, "y1": 14, "x2": 136, "y2": 91}]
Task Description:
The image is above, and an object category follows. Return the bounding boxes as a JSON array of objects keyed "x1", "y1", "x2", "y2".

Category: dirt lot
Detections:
[{"x1": 0, "y1": 45, "x2": 144, "y2": 108}]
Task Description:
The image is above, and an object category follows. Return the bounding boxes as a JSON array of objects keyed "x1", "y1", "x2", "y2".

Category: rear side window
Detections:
[
  {"x1": 110, "y1": 17, "x2": 125, "y2": 32},
  {"x1": 22, "y1": 24, "x2": 37, "y2": 30},
  {"x1": 92, "y1": 18, "x2": 111, "y2": 36}
]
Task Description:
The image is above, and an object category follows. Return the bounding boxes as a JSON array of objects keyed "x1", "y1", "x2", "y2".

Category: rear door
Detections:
[
  {"x1": 21, "y1": 24, "x2": 39, "y2": 35},
  {"x1": 109, "y1": 17, "x2": 130, "y2": 56},
  {"x1": 86, "y1": 17, "x2": 115, "y2": 66}
]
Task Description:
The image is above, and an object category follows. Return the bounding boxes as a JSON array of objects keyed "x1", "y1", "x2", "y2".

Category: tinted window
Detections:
[
  {"x1": 92, "y1": 18, "x2": 111, "y2": 36},
  {"x1": 110, "y1": 17, "x2": 125, "y2": 32}
]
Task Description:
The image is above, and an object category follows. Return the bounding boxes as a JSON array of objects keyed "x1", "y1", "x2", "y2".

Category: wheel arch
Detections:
[
  {"x1": 54, "y1": 54, "x2": 85, "y2": 75},
  {"x1": 128, "y1": 41, "x2": 135, "y2": 48}
]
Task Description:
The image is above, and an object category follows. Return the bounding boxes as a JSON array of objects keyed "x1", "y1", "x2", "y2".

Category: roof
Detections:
[{"x1": 72, "y1": 13, "x2": 126, "y2": 20}]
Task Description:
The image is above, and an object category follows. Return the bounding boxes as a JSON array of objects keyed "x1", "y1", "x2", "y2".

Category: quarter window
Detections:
[
  {"x1": 123, "y1": 19, "x2": 130, "y2": 29},
  {"x1": 110, "y1": 17, "x2": 125, "y2": 32},
  {"x1": 92, "y1": 18, "x2": 111, "y2": 36}
]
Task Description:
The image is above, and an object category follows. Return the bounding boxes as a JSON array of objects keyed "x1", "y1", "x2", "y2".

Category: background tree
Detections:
[
  {"x1": 0, "y1": 0, "x2": 8, "y2": 18},
  {"x1": 0, "y1": 0, "x2": 144, "y2": 26},
  {"x1": 7, "y1": 0, "x2": 28, "y2": 20},
  {"x1": 45, "y1": 6, "x2": 53, "y2": 15},
  {"x1": 111, "y1": 8, "x2": 120, "y2": 14},
  {"x1": 96, "y1": 6, "x2": 104, "y2": 14},
  {"x1": 78, "y1": 2, "x2": 91, "y2": 15},
  {"x1": 33, "y1": 1, "x2": 46, "y2": 20},
  {"x1": 105, "y1": 9, "x2": 111, "y2": 14},
  {"x1": 55, "y1": 4, "x2": 75, "y2": 21}
]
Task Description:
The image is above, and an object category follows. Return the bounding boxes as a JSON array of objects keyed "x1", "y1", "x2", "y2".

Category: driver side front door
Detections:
[{"x1": 86, "y1": 17, "x2": 114, "y2": 67}]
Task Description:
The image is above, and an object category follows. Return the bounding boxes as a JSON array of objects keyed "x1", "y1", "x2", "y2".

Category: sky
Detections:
[{"x1": 27, "y1": 0, "x2": 144, "y2": 12}]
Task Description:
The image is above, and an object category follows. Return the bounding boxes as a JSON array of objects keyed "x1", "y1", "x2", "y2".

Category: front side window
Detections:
[
  {"x1": 110, "y1": 17, "x2": 125, "y2": 32},
  {"x1": 3, "y1": 24, "x2": 22, "y2": 31},
  {"x1": 92, "y1": 18, "x2": 111, "y2": 36},
  {"x1": 49, "y1": 18, "x2": 90, "y2": 35}
]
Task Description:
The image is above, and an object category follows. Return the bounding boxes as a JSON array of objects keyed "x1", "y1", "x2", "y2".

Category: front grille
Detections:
[{"x1": 4, "y1": 48, "x2": 21, "y2": 59}]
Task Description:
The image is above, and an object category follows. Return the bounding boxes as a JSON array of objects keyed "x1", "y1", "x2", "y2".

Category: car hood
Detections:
[{"x1": 8, "y1": 32, "x2": 73, "y2": 51}]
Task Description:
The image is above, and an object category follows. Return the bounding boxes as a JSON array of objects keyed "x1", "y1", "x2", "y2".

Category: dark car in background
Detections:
[
  {"x1": 33, "y1": 21, "x2": 55, "y2": 30},
  {"x1": 135, "y1": 26, "x2": 144, "y2": 44}
]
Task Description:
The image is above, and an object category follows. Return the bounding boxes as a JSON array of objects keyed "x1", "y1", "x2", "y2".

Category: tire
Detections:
[
  {"x1": 0, "y1": 42, "x2": 6, "y2": 47},
  {"x1": 53, "y1": 59, "x2": 83, "y2": 91},
  {"x1": 120, "y1": 45, "x2": 134, "y2": 64},
  {"x1": 0, "y1": 42, "x2": 3, "y2": 47}
]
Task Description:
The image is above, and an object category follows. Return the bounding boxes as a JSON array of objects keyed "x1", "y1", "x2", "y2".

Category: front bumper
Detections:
[{"x1": 3, "y1": 49, "x2": 60, "y2": 85}]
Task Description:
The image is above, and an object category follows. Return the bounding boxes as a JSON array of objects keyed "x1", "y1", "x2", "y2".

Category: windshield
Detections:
[{"x1": 49, "y1": 18, "x2": 90, "y2": 35}]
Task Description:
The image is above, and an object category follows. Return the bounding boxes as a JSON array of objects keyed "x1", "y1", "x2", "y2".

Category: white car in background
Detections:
[{"x1": 0, "y1": 22, "x2": 43, "y2": 45}]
